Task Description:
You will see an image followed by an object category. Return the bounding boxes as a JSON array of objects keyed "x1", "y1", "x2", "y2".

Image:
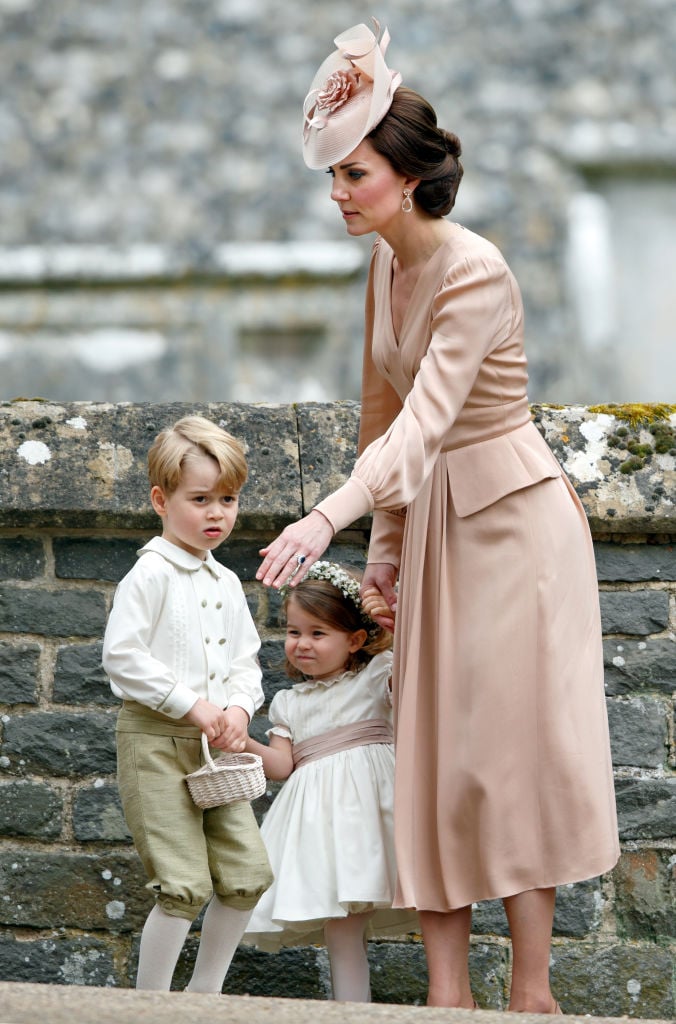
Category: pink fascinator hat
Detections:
[{"x1": 302, "y1": 19, "x2": 402, "y2": 170}]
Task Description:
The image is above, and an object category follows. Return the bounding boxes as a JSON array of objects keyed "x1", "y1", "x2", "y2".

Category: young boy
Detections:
[{"x1": 102, "y1": 415, "x2": 273, "y2": 992}]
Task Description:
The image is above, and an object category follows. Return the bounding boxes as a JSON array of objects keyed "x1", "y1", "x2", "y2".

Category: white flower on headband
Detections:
[
  {"x1": 282, "y1": 560, "x2": 381, "y2": 636},
  {"x1": 304, "y1": 560, "x2": 362, "y2": 604},
  {"x1": 316, "y1": 69, "x2": 360, "y2": 114}
]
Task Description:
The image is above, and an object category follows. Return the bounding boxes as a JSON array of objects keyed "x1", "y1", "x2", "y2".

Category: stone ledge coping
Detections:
[
  {"x1": 0, "y1": 400, "x2": 674, "y2": 533},
  {"x1": 0, "y1": 242, "x2": 365, "y2": 285},
  {"x1": 0, "y1": 984, "x2": 666, "y2": 1024}
]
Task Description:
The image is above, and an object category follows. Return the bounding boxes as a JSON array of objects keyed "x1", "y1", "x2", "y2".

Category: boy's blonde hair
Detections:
[{"x1": 147, "y1": 415, "x2": 248, "y2": 495}]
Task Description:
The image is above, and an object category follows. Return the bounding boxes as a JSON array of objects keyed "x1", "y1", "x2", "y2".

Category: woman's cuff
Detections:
[
  {"x1": 367, "y1": 509, "x2": 405, "y2": 569},
  {"x1": 314, "y1": 476, "x2": 374, "y2": 535}
]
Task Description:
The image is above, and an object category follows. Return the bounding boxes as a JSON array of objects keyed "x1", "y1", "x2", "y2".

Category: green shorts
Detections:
[{"x1": 116, "y1": 703, "x2": 273, "y2": 920}]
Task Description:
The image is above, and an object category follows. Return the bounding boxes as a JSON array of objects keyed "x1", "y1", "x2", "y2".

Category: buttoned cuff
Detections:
[
  {"x1": 157, "y1": 683, "x2": 201, "y2": 720},
  {"x1": 227, "y1": 695, "x2": 255, "y2": 723}
]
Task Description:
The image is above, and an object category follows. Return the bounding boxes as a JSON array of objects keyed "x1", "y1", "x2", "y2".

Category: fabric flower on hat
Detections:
[{"x1": 316, "y1": 69, "x2": 361, "y2": 115}]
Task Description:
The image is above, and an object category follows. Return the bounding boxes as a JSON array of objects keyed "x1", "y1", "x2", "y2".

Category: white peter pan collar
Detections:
[{"x1": 137, "y1": 535, "x2": 223, "y2": 578}]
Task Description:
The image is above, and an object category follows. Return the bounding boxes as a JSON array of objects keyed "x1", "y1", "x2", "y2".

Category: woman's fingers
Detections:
[{"x1": 257, "y1": 511, "x2": 334, "y2": 588}]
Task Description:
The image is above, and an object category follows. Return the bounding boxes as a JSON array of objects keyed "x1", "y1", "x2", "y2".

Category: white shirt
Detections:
[{"x1": 102, "y1": 536, "x2": 264, "y2": 721}]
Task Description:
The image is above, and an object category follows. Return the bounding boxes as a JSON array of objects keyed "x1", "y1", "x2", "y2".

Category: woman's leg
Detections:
[
  {"x1": 136, "y1": 904, "x2": 192, "y2": 990},
  {"x1": 419, "y1": 907, "x2": 474, "y2": 1008},
  {"x1": 324, "y1": 911, "x2": 374, "y2": 1002},
  {"x1": 503, "y1": 887, "x2": 559, "y2": 1013}
]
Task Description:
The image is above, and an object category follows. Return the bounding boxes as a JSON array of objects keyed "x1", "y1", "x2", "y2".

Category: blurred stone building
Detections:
[{"x1": 0, "y1": 0, "x2": 675, "y2": 404}]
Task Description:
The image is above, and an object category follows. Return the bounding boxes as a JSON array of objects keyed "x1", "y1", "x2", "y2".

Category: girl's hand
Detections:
[
  {"x1": 257, "y1": 509, "x2": 334, "y2": 589},
  {"x1": 361, "y1": 563, "x2": 398, "y2": 632},
  {"x1": 211, "y1": 706, "x2": 249, "y2": 752}
]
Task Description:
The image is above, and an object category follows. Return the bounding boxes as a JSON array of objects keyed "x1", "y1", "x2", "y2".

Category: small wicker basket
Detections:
[{"x1": 185, "y1": 733, "x2": 266, "y2": 808}]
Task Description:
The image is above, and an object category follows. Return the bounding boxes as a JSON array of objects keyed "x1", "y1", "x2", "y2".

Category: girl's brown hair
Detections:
[
  {"x1": 283, "y1": 571, "x2": 392, "y2": 681},
  {"x1": 368, "y1": 86, "x2": 463, "y2": 217}
]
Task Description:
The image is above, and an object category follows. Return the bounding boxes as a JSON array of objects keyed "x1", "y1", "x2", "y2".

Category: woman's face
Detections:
[{"x1": 328, "y1": 138, "x2": 408, "y2": 237}]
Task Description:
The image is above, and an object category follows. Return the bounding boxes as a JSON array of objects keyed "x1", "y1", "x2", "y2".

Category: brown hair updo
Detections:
[{"x1": 367, "y1": 86, "x2": 463, "y2": 217}]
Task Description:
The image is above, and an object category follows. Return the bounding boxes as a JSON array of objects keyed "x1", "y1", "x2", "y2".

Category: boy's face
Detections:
[{"x1": 150, "y1": 453, "x2": 239, "y2": 559}]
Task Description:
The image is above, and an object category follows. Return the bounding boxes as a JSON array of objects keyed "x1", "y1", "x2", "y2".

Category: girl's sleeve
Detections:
[
  {"x1": 314, "y1": 254, "x2": 516, "y2": 536},
  {"x1": 369, "y1": 650, "x2": 394, "y2": 709},
  {"x1": 266, "y1": 690, "x2": 293, "y2": 742}
]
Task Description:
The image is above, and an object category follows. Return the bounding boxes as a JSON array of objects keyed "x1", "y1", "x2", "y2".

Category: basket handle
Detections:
[{"x1": 200, "y1": 732, "x2": 217, "y2": 771}]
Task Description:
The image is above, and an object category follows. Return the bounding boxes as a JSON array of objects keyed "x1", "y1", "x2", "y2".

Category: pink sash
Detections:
[{"x1": 292, "y1": 717, "x2": 393, "y2": 769}]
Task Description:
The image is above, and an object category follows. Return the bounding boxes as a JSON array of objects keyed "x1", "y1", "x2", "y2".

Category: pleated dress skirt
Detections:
[{"x1": 391, "y1": 447, "x2": 620, "y2": 911}]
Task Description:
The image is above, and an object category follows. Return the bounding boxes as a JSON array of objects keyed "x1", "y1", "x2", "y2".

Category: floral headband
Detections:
[{"x1": 282, "y1": 560, "x2": 380, "y2": 636}]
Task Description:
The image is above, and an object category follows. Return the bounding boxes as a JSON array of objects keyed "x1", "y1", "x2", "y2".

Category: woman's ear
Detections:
[
  {"x1": 348, "y1": 628, "x2": 369, "y2": 653},
  {"x1": 150, "y1": 485, "x2": 168, "y2": 518}
]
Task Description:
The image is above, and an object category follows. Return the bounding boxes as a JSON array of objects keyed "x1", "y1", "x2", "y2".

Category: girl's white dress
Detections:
[{"x1": 244, "y1": 651, "x2": 418, "y2": 951}]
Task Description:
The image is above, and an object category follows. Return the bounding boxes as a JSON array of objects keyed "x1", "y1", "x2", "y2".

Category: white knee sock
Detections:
[
  {"x1": 186, "y1": 898, "x2": 253, "y2": 993},
  {"x1": 324, "y1": 913, "x2": 373, "y2": 1002},
  {"x1": 136, "y1": 904, "x2": 192, "y2": 990}
]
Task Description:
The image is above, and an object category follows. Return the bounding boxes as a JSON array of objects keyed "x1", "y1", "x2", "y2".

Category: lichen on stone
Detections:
[{"x1": 587, "y1": 403, "x2": 676, "y2": 428}]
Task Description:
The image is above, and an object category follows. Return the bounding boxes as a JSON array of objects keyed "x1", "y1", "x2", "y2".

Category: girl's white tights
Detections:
[
  {"x1": 136, "y1": 899, "x2": 251, "y2": 992},
  {"x1": 324, "y1": 911, "x2": 374, "y2": 1002}
]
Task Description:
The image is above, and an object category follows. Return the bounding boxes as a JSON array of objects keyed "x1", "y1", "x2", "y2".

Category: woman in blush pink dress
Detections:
[{"x1": 257, "y1": 21, "x2": 620, "y2": 1012}]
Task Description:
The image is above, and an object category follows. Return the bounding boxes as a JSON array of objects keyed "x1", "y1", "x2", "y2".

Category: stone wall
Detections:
[
  {"x1": 1, "y1": 2, "x2": 676, "y2": 403},
  {"x1": 0, "y1": 399, "x2": 674, "y2": 1018}
]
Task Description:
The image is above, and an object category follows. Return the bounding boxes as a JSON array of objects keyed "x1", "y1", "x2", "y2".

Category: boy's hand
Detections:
[
  {"x1": 211, "y1": 706, "x2": 249, "y2": 752},
  {"x1": 183, "y1": 697, "x2": 228, "y2": 742}
]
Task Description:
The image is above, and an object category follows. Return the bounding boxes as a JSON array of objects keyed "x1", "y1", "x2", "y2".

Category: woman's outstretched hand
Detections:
[
  {"x1": 361, "y1": 562, "x2": 398, "y2": 632},
  {"x1": 257, "y1": 509, "x2": 334, "y2": 589}
]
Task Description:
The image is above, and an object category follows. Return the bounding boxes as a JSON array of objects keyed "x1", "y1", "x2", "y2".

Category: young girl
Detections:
[{"x1": 244, "y1": 561, "x2": 417, "y2": 1002}]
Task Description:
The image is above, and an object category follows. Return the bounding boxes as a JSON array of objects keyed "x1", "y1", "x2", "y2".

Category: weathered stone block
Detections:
[
  {"x1": 296, "y1": 402, "x2": 360, "y2": 513},
  {"x1": 0, "y1": 933, "x2": 118, "y2": 986},
  {"x1": 594, "y1": 541, "x2": 676, "y2": 582},
  {"x1": 606, "y1": 696, "x2": 669, "y2": 768},
  {"x1": 613, "y1": 849, "x2": 676, "y2": 939},
  {"x1": 614, "y1": 776, "x2": 676, "y2": 840},
  {"x1": 0, "y1": 402, "x2": 301, "y2": 530},
  {"x1": 0, "y1": 537, "x2": 45, "y2": 580},
  {"x1": 73, "y1": 784, "x2": 132, "y2": 843},
  {"x1": 167, "y1": 939, "x2": 328, "y2": 998},
  {"x1": 264, "y1": 585, "x2": 285, "y2": 629},
  {"x1": 550, "y1": 941, "x2": 674, "y2": 1019},
  {"x1": 259, "y1": 640, "x2": 288, "y2": 703},
  {"x1": 471, "y1": 879, "x2": 602, "y2": 939},
  {"x1": 0, "y1": 641, "x2": 40, "y2": 705},
  {"x1": 365, "y1": 940, "x2": 429, "y2": 1005},
  {"x1": 1, "y1": 711, "x2": 116, "y2": 777},
  {"x1": 0, "y1": 780, "x2": 62, "y2": 838},
  {"x1": 53, "y1": 641, "x2": 115, "y2": 706},
  {"x1": 54, "y1": 537, "x2": 141, "y2": 582},
  {"x1": 0, "y1": 586, "x2": 107, "y2": 637},
  {"x1": 248, "y1": 714, "x2": 271, "y2": 745},
  {"x1": 0, "y1": 849, "x2": 151, "y2": 931},
  {"x1": 216, "y1": 542, "x2": 267, "y2": 582},
  {"x1": 599, "y1": 589, "x2": 669, "y2": 635},
  {"x1": 603, "y1": 637, "x2": 676, "y2": 695}
]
